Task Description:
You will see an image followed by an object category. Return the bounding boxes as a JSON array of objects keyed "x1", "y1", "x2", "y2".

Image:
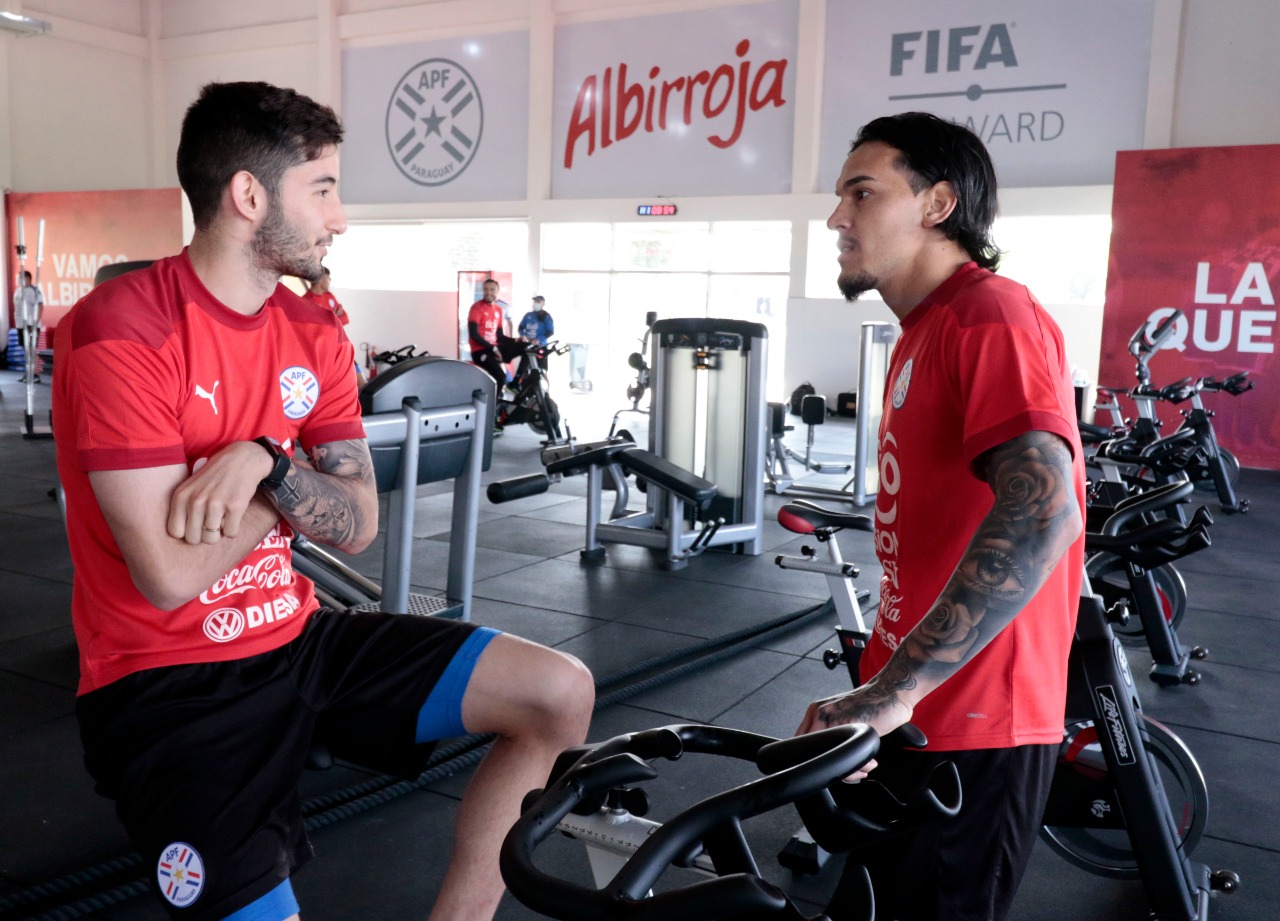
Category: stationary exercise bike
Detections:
[
  {"x1": 496, "y1": 338, "x2": 569, "y2": 442},
  {"x1": 1083, "y1": 480, "x2": 1214, "y2": 687},
  {"x1": 501, "y1": 722, "x2": 961, "y2": 921},
  {"x1": 1083, "y1": 309, "x2": 1251, "y2": 516}
]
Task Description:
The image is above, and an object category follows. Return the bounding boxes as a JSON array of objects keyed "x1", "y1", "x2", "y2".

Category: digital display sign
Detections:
[{"x1": 636, "y1": 203, "x2": 678, "y2": 216}]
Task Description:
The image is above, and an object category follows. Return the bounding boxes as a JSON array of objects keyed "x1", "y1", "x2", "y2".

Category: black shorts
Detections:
[
  {"x1": 76, "y1": 609, "x2": 488, "y2": 921},
  {"x1": 827, "y1": 743, "x2": 1057, "y2": 921}
]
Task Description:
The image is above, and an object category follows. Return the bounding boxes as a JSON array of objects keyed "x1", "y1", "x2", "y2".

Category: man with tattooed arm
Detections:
[
  {"x1": 799, "y1": 112, "x2": 1086, "y2": 921},
  {"x1": 53, "y1": 82, "x2": 592, "y2": 921}
]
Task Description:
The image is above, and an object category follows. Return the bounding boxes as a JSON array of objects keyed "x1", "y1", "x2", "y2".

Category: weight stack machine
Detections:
[{"x1": 645, "y1": 318, "x2": 768, "y2": 557}]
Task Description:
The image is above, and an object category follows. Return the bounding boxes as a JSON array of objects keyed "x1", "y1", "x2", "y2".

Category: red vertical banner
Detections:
[
  {"x1": 1101, "y1": 146, "x2": 1280, "y2": 469},
  {"x1": 6, "y1": 189, "x2": 184, "y2": 330}
]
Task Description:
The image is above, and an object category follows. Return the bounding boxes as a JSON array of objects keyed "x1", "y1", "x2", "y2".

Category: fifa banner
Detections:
[
  {"x1": 341, "y1": 32, "x2": 531, "y2": 204},
  {"x1": 6, "y1": 189, "x2": 183, "y2": 330},
  {"x1": 552, "y1": 0, "x2": 798, "y2": 199},
  {"x1": 819, "y1": 0, "x2": 1153, "y2": 188},
  {"x1": 1100, "y1": 145, "x2": 1280, "y2": 470}
]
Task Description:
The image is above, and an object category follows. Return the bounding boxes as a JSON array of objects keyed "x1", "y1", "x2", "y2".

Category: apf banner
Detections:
[
  {"x1": 1100, "y1": 145, "x2": 1280, "y2": 470},
  {"x1": 552, "y1": 0, "x2": 797, "y2": 199},
  {"x1": 6, "y1": 189, "x2": 182, "y2": 330},
  {"x1": 341, "y1": 31, "x2": 530, "y2": 204},
  {"x1": 819, "y1": 0, "x2": 1153, "y2": 189}
]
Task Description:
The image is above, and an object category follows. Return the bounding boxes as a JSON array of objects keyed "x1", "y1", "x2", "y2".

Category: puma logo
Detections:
[{"x1": 195, "y1": 381, "x2": 220, "y2": 415}]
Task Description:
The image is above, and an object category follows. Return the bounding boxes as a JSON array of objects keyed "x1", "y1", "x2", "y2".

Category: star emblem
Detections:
[{"x1": 421, "y1": 106, "x2": 446, "y2": 137}]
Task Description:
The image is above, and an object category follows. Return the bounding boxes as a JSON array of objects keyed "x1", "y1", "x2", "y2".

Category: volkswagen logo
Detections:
[
  {"x1": 203, "y1": 608, "x2": 245, "y2": 643},
  {"x1": 385, "y1": 57, "x2": 484, "y2": 187}
]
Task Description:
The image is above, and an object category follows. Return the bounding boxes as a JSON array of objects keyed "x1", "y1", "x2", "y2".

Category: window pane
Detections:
[
  {"x1": 710, "y1": 221, "x2": 791, "y2": 273},
  {"x1": 994, "y1": 215, "x2": 1112, "y2": 304},
  {"x1": 805, "y1": 220, "x2": 842, "y2": 298},
  {"x1": 543, "y1": 223, "x2": 613, "y2": 271},
  {"x1": 330, "y1": 221, "x2": 528, "y2": 291},
  {"x1": 613, "y1": 223, "x2": 711, "y2": 272},
  {"x1": 708, "y1": 274, "x2": 790, "y2": 400}
]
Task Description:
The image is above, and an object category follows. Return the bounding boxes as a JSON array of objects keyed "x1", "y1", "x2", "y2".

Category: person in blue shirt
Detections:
[
  {"x1": 518, "y1": 296, "x2": 554, "y2": 344},
  {"x1": 517, "y1": 296, "x2": 555, "y2": 371}
]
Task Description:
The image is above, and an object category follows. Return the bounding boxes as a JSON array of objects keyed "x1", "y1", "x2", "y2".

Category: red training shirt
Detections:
[
  {"x1": 53, "y1": 251, "x2": 366, "y2": 694},
  {"x1": 861, "y1": 262, "x2": 1087, "y2": 750}
]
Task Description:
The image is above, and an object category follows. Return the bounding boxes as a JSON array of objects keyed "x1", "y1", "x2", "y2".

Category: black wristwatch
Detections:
[{"x1": 253, "y1": 436, "x2": 292, "y2": 492}]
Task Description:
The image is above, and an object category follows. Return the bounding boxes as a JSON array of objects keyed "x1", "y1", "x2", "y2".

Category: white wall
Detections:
[
  {"x1": 783, "y1": 296, "x2": 894, "y2": 402},
  {"x1": 5, "y1": 0, "x2": 1280, "y2": 384},
  {"x1": 337, "y1": 288, "x2": 460, "y2": 365}
]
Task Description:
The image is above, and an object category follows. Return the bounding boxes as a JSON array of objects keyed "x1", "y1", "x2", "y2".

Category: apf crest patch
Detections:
[
  {"x1": 891, "y1": 358, "x2": 914, "y2": 410},
  {"x1": 157, "y1": 842, "x2": 205, "y2": 907},
  {"x1": 279, "y1": 366, "x2": 320, "y2": 420}
]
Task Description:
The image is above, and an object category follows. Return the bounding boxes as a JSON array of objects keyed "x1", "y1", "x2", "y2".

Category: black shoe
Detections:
[{"x1": 33, "y1": 374, "x2": 41, "y2": 383}]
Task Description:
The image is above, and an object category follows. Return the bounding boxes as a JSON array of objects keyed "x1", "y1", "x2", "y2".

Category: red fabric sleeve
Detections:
[{"x1": 70, "y1": 339, "x2": 188, "y2": 472}]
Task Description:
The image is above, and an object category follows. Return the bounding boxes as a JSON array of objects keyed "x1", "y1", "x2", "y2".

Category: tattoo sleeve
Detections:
[
  {"x1": 266, "y1": 438, "x2": 376, "y2": 550},
  {"x1": 874, "y1": 430, "x2": 1081, "y2": 701}
]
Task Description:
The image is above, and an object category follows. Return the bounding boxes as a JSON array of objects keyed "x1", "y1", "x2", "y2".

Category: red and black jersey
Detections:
[{"x1": 466, "y1": 299, "x2": 503, "y2": 352}]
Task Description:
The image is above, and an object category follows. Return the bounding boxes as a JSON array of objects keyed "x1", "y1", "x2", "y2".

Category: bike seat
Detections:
[{"x1": 777, "y1": 500, "x2": 873, "y2": 535}]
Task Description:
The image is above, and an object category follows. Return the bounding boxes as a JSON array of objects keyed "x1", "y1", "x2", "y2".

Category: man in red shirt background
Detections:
[{"x1": 466, "y1": 277, "x2": 523, "y2": 391}]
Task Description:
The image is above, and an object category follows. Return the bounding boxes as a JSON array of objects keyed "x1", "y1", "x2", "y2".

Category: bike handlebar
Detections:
[
  {"x1": 501, "y1": 723, "x2": 879, "y2": 921},
  {"x1": 1128, "y1": 310, "x2": 1182, "y2": 360}
]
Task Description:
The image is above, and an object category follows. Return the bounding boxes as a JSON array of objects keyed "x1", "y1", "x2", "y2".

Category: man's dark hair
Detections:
[
  {"x1": 532, "y1": 295, "x2": 544, "y2": 304},
  {"x1": 20, "y1": 271, "x2": 32, "y2": 284},
  {"x1": 852, "y1": 112, "x2": 1000, "y2": 271},
  {"x1": 483, "y1": 278, "x2": 498, "y2": 286},
  {"x1": 177, "y1": 82, "x2": 343, "y2": 230}
]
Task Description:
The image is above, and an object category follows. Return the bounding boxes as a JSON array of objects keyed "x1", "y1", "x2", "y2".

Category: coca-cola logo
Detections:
[
  {"x1": 563, "y1": 39, "x2": 787, "y2": 169},
  {"x1": 203, "y1": 608, "x2": 245, "y2": 643},
  {"x1": 199, "y1": 553, "x2": 293, "y2": 605}
]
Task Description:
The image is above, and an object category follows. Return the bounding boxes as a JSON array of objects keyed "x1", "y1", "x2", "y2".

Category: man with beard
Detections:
[
  {"x1": 52, "y1": 82, "x2": 593, "y2": 921},
  {"x1": 797, "y1": 113, "x2": 1086, "y2": 921},
  {"x1": 466, "y1": 277, "x2": 523, "y2": 392}
]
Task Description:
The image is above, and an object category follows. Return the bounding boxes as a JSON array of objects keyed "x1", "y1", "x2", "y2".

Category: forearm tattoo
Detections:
[
  {"x1": 267, "y1": 439, "x2": 375, "y2": 547},
  {"x1": 883, "y1": 430, "x2": 1078, "y2": 692}
]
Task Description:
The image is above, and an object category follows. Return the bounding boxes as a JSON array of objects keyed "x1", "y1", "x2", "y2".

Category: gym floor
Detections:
[{"x1": 1, "y1": 367, "x2": 1277, "y2": 921}]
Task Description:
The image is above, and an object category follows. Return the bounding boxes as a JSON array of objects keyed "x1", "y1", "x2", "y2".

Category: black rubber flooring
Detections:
[{"x1": 0, "y1": 367, "x2": 1276, "y2": 920}]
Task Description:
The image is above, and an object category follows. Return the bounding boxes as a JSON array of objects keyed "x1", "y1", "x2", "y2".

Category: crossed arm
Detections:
[
  {"x1": 798, "y1": 429, "x2": 1082, "y2": 739},
  {"x1": 90, "y1": 438, "x2": 377, "y2": 611}
]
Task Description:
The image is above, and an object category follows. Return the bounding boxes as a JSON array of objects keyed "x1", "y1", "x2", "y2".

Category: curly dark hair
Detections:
[
  {"x1": 177, "y1": 82, "x2": 343, "y2": 230},
  {"x1": 852, "y1": 112, "x2": 1001, "y2": 271}
]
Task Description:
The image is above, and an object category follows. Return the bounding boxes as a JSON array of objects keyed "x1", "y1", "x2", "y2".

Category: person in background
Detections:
[
  {"x1": 53, "y1": 80, "x2": 593, "y2": 921},
  {"x1": 305, "y1": 266, "x2": 348, "y2": 325},
  {"x1": 13, "y1": 269, "x2": 44, "y2": 382},
  {"x1": 518, "y1": 295, "x2": 555, "y2": 371},
  {"x1": 305, "y1": 266, "x2": 365, "y2": 386},
  {"x1": 466, "y1": 277, "x2": 522, "y2": 392},
  {"x1": 798, "y1": 111, "x2": 1086, "y2": 921}
]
